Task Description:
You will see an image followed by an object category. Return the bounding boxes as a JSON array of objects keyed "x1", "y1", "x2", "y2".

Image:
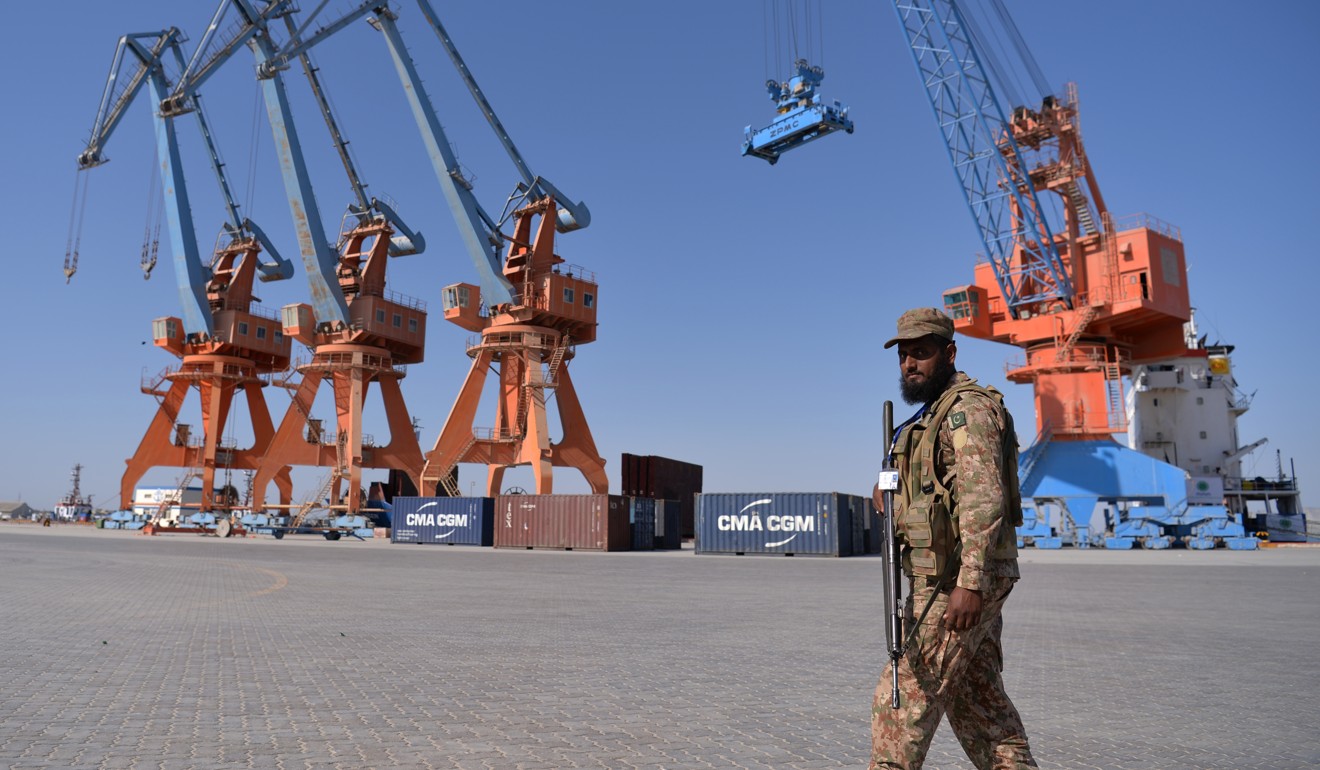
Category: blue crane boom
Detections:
[
  {"x1": 370, "y1": 7, "x2": 513, "y2": 307},
  {"x1": 76, "y1": 28, "x2": 291, "y2": 336},
  {"x1": 163, "y1": 0, "x2": 584, "y2": 312},
  {"x1": 167, "y1": 0, "x2": 428, "y2": 330},
  {"x1": 274, "y1": 12, "x2": 425, "y2": 257},
  {"x1": 891, "y1": 0, "x2": 1073, "y2": 316},
  {"x1": 373, "y1": 0, "x2": 592, "y2": 307},
  {"x1": 412, "y1": 0, "x2": 590, "y2": 233}
]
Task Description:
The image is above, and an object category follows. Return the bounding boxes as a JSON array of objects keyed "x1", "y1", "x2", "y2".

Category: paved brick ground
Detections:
[{"x1": 1, "y1": 524, "x2": 1316, "y2": 769}]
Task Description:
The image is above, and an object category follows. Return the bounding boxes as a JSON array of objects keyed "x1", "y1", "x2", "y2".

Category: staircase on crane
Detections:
[{"x1": 1064, "y1": 181, "x2": 1098, "y2": 235}]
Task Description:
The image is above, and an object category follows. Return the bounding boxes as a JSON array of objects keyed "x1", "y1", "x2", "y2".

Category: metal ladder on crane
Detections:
[
  {"x1": 292, "y1": 471, "x2": 338, "y2": 528},
  {"x1": 544, "y1": 336, "x2": 570, "y2": 387},
  {"x1": 1018, "y1": 420, "x2": 1053, "y2": 490},
  {"x1": 151, "y1": 449, "x2": 206, "y2": 529},
  {"x1": 1099, "y1": 212, "x2": 1121, "y2": 304},
  {"x1": 421, "y1": 433, "x2": 475, "y2": 498},
  {"x1": 1104, "y1": 357, "x2": 1127, "y2": 432},
  {"x1": 1063, "y1": 181, "x2": 1098, "y2": 236},
  {"x1": 1054, "y1": 305, "x2": 1098, "y2": 363}
]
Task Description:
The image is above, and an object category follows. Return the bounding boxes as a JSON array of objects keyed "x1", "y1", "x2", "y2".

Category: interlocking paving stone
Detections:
[{"x1": 1, "y1": 525, "x2": 1317, "y2": 769}]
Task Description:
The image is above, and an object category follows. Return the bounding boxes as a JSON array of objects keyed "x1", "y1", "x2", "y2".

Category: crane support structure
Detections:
[
  {"x1": 159, "y1": 0, "x2": 430, "y2": 515},
  {"x1": 81, "y1": 1, "x2": 604, "y2": 510},
  {"x1": 424, "y1": 198, "x2": 607, "y2": 496},
  {"x1": 77, "y1": 27, "x2": 295, "y2": 514},
  {"x1": 371, "y1": 1, "x2": 605, "y2": 494}
]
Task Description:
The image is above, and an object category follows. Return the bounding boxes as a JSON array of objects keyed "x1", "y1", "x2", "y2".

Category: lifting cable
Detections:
[
  {"x1": 788, "y1": 0, "x2": 800, "y2": 63},
  {"x1": 763, "y1": 0, "x2": 824, "y2": 76},
  {"x1": 62, "y1": 170, "x2": 91, "y2": 283},
  {"x1": 958, "y1": 0, "x2": 1024, "y2": 111},
  {"x1": 141, "y1": 152, "x2": 162, "y2": 279},
  {"x1": 989, "y1": 0, "x2": 1052, "y2": 101}
]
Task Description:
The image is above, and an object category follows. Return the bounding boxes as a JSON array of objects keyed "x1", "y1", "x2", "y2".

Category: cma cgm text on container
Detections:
[
  {"x1": 391, "y1": 497, "x2": 495, "y2": 546},
  {"x1": 695, "y1": 492, "x2": 874, "y2": 556}
]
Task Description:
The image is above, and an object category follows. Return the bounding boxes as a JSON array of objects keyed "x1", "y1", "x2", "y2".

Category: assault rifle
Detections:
[{"x1": 878, "y1": 400, "x2": 904, "y2": 708}]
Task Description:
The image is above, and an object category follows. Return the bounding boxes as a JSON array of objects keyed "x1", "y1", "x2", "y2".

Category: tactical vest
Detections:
[{"x1": 892, "y1": 378, "x2": 1023, "y2": 577}]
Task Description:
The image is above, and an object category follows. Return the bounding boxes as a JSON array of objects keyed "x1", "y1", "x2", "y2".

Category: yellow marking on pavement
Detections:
[{"x1": 247, "y1": 566, "x2": 289, "y2": 597}]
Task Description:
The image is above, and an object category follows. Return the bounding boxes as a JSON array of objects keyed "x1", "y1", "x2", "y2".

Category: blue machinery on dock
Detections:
[
  {"x1": 742, "y1": 59, "x2": 853, "y2": 164},
  {"x1": 1015, "y1": 438, "x2": 1258, "y2": 550}
]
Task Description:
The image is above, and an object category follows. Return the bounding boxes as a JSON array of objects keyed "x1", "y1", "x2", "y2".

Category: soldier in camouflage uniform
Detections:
[{"x1": 870, "y1": 308, "x2": 1036, "y2": 770}]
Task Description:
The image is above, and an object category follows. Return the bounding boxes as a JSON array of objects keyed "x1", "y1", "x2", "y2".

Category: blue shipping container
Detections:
[
  {"x1": 696, "y1": 493, "x2": 867, "y2": 556},
  {"x1": 630, "y1": 497, "x2": 656, "y2": 551},
  {"x1": 655, "y1": 500, "x2": 682, "y2": 550},
  {"x1": 391, "y1": 497, "x2": 494, "y2": 546}
]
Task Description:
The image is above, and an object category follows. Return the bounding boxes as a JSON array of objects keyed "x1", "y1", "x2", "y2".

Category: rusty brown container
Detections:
[
  {"x1": 622, "y1": 453, "x2": 704, "y2": 538},
  {"x1": 493, "y1": 494, "x2": 630, "y2": 551}
]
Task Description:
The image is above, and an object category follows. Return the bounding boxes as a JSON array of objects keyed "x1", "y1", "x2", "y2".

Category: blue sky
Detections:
[{"x1": 1, "y1": 1, "x2": 1316, "y2": 510}]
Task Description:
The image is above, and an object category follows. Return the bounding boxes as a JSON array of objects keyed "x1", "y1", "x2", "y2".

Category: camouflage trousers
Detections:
[{"x1": 870, "y1": 574, "x2": 1036, "y2": 770}]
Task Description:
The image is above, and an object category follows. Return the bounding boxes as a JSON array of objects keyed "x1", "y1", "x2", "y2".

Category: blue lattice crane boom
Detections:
[{"x1": 891, "y1": 0, "x2": 1073, "y2": 317}]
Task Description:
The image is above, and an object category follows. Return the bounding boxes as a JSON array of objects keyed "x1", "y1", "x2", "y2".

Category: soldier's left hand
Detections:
[{"x1": 944, "y1": 586, "x2": 982, "y2": 631}]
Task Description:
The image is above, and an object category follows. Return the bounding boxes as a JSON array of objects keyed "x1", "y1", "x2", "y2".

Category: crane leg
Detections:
[
  {"x1": 549, "y1": 365, "x2": 608, "y2": 493},
  {"x1": 121, "y1": 377, "x2": 190, "y2": 510}
]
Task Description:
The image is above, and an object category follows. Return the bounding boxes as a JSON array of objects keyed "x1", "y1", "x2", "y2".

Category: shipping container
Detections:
[
  {"x1": 654, "y1": 499, "x2": 682, "y2": 550},
  {"x1": 493, "y1": 495, "x2": 630, "y2": 551},
  {"x1": 622, "y1": 453, "x2": 703, "y2": 538},
  {"x1": 629, "y1": 497, "x2": 656, "y2": 551},
  {"x1": 695, "y1": 492, "x2": 872, "y2": 556},
  {"x1": 841, "y1": 494, "x2": 880, "y2": 556},
  {"x1": 390, "y1": 497, "x2": 494, "y2": 546}
]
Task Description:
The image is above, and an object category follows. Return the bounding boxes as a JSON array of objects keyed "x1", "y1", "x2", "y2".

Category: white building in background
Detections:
[{"x1": 133, "y1": 486, "x2": 210, "y2": 522}]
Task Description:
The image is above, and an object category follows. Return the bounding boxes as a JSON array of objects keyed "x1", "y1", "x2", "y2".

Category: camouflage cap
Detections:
[{"x1": 883, "y1": 307, "x2": 955, "y2": 349}]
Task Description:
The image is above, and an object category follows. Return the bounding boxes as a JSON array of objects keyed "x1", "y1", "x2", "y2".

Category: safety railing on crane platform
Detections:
[
  {"x1": 245, "y1": 303, "x2": 281, "y2": 321},
  {"x1": 1225, "y1": 475, "x2": 1299, "y2": 493},
  {"x1": 466, "y1": 330, "x2": 559, "y2": 352},
  {"x1": 472, "y1": 427, "x2": 523, "y2": 442},
  {"x1": 552, "y1": 264, "x2": 597, "y2": 283},
  {"x1": 356, "y1": 280, "x2": 427, "y2": 311},
  {"x1": 292, "y1": 351, "x2": 405, "y2": 375},
  {"x1": 1113, "y1": 213, "x2": 1181, "y2": 241}
]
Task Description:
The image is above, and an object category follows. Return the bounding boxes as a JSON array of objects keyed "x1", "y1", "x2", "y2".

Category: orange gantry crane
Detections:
[
  {"x1": 374, "y1": 2, "x2": 606, "y2": 496},
  {"x1": 425, "y1": 198, "x2": 606, "y2": 496}
]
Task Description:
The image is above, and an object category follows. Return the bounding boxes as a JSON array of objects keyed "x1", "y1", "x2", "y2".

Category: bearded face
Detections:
[{"x1": 897, "y1": 336, "x2": 957, "y2": 405}]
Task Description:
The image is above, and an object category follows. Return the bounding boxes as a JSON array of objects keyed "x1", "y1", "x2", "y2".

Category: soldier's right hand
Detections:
[{"x1": 871, "y1": 483, "x2": 886, "y2": 515}]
